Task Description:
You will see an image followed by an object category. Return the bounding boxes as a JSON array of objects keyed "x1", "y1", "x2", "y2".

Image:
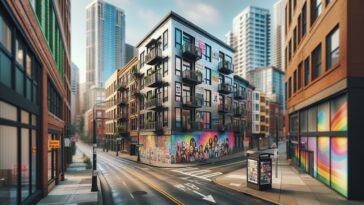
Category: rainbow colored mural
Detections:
[
  {"x1": 318, "y1": 103, "x2": 330, "y2": 132},
  {"x1": 331, "y1": 96, "x2": 347, "y2": 131},
  {"x1": 331, "y1": 137, "x2": 348, "y2": 197},
  {"x1": 139, "y1": 135, "x2": 172, "y2": 164},
  {"x1": 308, "y1": 137, "x2": 317, "y2": 177},
  {"x1": 317, "y1": 137, "x2": 330, "y2": 186},
  {"x1": 171, "y1": 132, "x2": 234, "y2": 163},
  {"x1": 300, "y1": 137, "x2": 308, "y2": 172}
]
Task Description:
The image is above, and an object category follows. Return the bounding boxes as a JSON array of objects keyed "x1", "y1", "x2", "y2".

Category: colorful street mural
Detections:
[
  {"x1": 308, "y1": 137, "x2": 317, "y2": 177},
  {"x1": 331, "y1": 137, "x2": 348, "y2": 197},
  {"x1": 331, "y1": 96, "x2": 347, "y2": 131},
  {"x1": 138, "y1": 132, "x2": 234, "y2": 164},
  {"x1": 317, "y1": 136, "x2": 330, "y2": 186},
  {"x1": 300, "y1": 137, "x2": 308, "y2": 172},
  {"x1": 139, "y1": 135, "x2": 172, "y2": 164},
  {"x1": 171, "y1": 132, "x2": 234, "y2": 163},
  {"x1": 317, "y1": 102, "x2": 330, "y2": 132}
]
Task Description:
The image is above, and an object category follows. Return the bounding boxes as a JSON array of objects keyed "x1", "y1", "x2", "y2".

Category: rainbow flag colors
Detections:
[
  {"x1": 331, "y1": 97, "x2": 348, "y2": 131},
  {"x1": 317, "y1": 137, "x2": 330, "y2": 186},
  {"x1": 331, "y1": 137, "x2": 348, "y2": 197},
  {"x1": 317, "y1": 103, "x2": 330, "y2": 131}
]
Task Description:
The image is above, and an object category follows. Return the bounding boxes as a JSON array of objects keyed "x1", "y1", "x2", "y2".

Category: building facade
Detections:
[
  {"x1": 71, "y1": 63, "x2": 79, "y2": 124},
  {"x1": 229, "y1": 6, "x2": 271, "y2": 79},
  {"x1": 285, "y1": 0, "x2": 364, "y2": 199},
  {"x1": 134, "y1": 11, "x2": 254, "y2": 164},
  {"x1": 104, "y1": 69, "x2": 118, "y2": 149},
  {"x1": 272, "y1": 0, "x2": 285, "y2": 71},
  {"x1": 0, "y1": 0, "x2": 71, "y2": 204}
]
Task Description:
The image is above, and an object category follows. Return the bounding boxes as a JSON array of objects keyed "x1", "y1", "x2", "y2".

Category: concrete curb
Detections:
[
  {"x1": 98, "y1": 170, "x2": 114, "y2": 205},
  {"x1": 212, "y1": 178, "x2": 282, "y2": 205},
  {"x1": 97, "y1": 173, "x2": 103, "y2": 205}
]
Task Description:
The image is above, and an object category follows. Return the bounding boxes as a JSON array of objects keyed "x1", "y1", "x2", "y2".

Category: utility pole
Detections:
[
  {"x1": 91, "y1": 110, "x2": 98, "y2": 192},
  {"x1": 275, "y1": 111, "x2": 279, "y2": 178}
]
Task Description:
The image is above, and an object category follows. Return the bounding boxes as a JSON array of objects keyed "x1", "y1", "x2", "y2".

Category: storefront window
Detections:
[
  {"x1": 331, "y1": 137, "x2": 348, "y2": 197},
  {"x1": 21, "y1": 128, "x2": 30, "y2": 200},
  {"x1": 317, "y1": 102, "x2": 330, "y2": 132},
  {"x1": 0, "y1": 125, "x2": 18, "y2": 204},
  {"x1": 48, "y1": 134, "x2": 55, "y2": 181},
  {"x1": 317, "y1": 136, "x2": 330, "y2": 186},
  {"x1": 330, "y1": 95, "x2": 347, "y2": 131},
  {"x1": 307, "y1": 137, "x2": 317, "y2": 177},
  {"x1": 31, "y1": 130, "x2": 37, "y2": 193},
  {"x1": 308, "y1": 107, "x2": 317, "y2": 132}
]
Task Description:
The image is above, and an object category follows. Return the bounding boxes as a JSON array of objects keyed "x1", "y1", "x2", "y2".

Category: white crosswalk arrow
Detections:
[{"x1": 193, "y1": 190, "x2": 216, "y2": 203}]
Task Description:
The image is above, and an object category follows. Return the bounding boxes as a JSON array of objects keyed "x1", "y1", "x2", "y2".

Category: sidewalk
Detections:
[
  {"x1": 214, "y1": 153, "x2": 364, "y2": 205},
  {"x1": 38, "y1": 149, "x2": 98, "y2": 205}
]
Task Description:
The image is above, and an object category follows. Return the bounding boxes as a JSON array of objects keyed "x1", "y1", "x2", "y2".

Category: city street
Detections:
[{"x1": 77, "y1": 142, "x2": 272, "y2": 205}]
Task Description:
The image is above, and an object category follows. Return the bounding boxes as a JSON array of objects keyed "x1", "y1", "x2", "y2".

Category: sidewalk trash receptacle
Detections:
[{"x1": 247, "y1": 152, "x2": 273, "y2": 191}]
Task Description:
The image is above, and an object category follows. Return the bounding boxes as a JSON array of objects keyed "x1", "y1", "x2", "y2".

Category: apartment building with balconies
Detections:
[
  {"x1": 285, "y1": 0, "x2": 364, "y2": 199},
  {"x1": 135, "y1": 11, "x2": 254, "y2": 164}
]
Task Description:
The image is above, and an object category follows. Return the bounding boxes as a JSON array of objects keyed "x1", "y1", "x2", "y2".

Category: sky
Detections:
[{"x1": 71, "y1": 0, "x2": 277, "y2": 83}]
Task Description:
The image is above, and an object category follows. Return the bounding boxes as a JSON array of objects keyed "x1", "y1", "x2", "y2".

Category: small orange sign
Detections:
[
  {"x1": 32, "y1": 147, "x2": 37, "y2": 153},
  {"x1": 48, "y1": 140, "x2": 60, "y2": 149}
]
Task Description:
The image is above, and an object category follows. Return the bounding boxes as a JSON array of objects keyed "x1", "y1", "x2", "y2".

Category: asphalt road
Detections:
[{"x1": 77, "y1": 142, "x2": 273, "y2": 205}]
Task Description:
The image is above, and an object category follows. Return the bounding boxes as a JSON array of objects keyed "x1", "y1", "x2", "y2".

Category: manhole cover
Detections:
[{"x1": 132, "y1": 191, "x2": 147, "y2": 195}]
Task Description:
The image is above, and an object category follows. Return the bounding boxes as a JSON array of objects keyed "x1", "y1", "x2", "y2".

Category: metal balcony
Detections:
[
  {"x1": 234, "y1": 88, "x2": 246, "y2": 100},
  {"x1": 182, "y1": 43, "x2": 202, "y2": 61},
  {"x1": 117, "y1": 112, "x2": 128, "y2": 121},
  {"x1": 233, "y1": 106, "x2": 244, "y2": 117},
  {"x1": 145, "y1": 47, "x2": 162, "y2": 65},
  {"x1": 117, "y1": 81, "x2": 128, "y2": 91},
  {"x1": 182, "y1": 69, "x2": 203, "y2": 85},
  {"x1": 117, "y1": 97, "x2": 128, "y2": 106},
  {"x1": 131, "y1": 66, "x2": 143, "y2": 79},
  {"x1": 218, "y1": 104, "x2": 231, "y2": 113},
  {"x1": 218, "y1": 61, "x2": 234, "y2": 74},
  {"x1": 183, "y1": 121, "x2": 203, "y2": 131},
  {"x1": 143, "y1": 121, "x2": 163, "y2": 134},
  {"x1": 182, "y1": 94, "x2": 203, "y2": 108},
  {"x1": 218, "y1": 83, "x2": 233, "y2": 94},
  {"x1": 144, "y1": 72, "x2": 164, "y2": 88},
  {"x1": 116, "y1": 125, "x2": 129, "y2": 135},
  {"x1": 130, "y1": 88, "x2": 142, "y2": 98},
  {"x1": 145, "y1": 98, "x2": 164, "y2": 111}
]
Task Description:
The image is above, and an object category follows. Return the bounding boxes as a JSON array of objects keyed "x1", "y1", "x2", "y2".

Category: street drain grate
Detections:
[{"x1": 132, "y1": 191, "x2": 147, "y2": 195}]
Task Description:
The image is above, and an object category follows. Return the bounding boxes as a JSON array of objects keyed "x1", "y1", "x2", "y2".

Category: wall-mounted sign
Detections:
[
  {"x1": 248, "y1": 159, "x2": 258, "y2": 184},
  {"x1": 48, "y1": 140, "x2": 60, "y2": 149}
]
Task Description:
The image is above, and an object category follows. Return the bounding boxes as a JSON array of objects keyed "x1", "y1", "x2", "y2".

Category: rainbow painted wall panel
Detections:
[
  {"x1": 317, "y1": 137, "x2": 330, "y2": 186},
  {"x1": 317, "y1": 102, "x2": 330, "y2": 132},
  {"x1": 308, "y1": 137, "x2": 317, "y2": 177},
  {"x1": 331, "y1": 95, "x2": 347, "y2": 131},
  {"x1": 331, "y1": 137, "x2": 348, "y2": 197}
]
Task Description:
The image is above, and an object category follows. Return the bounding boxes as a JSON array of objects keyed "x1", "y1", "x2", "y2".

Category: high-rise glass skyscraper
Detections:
[
  {"x1": 272, "y1": 0, "x2": 285, "y2": 71},
  {"x1": 86, "y1": 0, "x2": 125, "y2": 88},
  {"x1": 227, "y1": 6, "x2": 271, "y2": 79}
]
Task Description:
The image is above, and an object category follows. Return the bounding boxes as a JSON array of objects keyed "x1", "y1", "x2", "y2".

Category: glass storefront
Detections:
[{"x1": 289, "y1": 94, "x2": 348, "y2": 197}]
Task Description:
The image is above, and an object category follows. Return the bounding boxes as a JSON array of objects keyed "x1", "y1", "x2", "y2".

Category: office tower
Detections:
[
  {"x1": 125, "y1": 43, "x2": 138, "y2": 65},
  {"x1": 229, "y1": 6, "x2": 271, "y2": 79},
  {"x1": 86, "y1": 0, "x2": 126, "y2": 88},
  {"x1": 285, "y1": 0, "x2": 364, "y2": 199},
  {"x1": 225, "y1": 31, "x2": 234, "y2": 48},
  {"x1": 0, "y1": 0, "x2": 71, "y2": 204},
  {"x1": 71, "y1": 63, "x2": 80, "y2": 123},
  {"x1": 272, "y1": 0, "x2": 285, "y2": 70}
]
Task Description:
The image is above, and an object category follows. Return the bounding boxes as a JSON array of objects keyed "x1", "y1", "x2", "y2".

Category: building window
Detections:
[
  {"x1": 204, "y1": 89, "x2": 211, "y2": 107},
  {"x1": 163, "y1": 85, "x2": 168, "y2": 102},
  {"x1": 175, "y1": 28, "x2": 182, "y2": 50},
  {"x1": 175, "y1": 107, "x2": 181, "y2": 128},
  {"x1": 140, "y1": 51, "x2": 144, "y2": 68},
  {"x1": 163, "y1": 109, "x2": 168, "y2": 127},
  {"x1": 326, "y1": 26, "x2": 339, "y2": 70},
  {"x1": 48, "y1": 80, "x2": 62, "y2": 119},
  {"x1": 175, "y1": 82, "x2": 182, "y2": 102},
  {"x1": 288, "y1": 40, "x2": 292, "y2": 62},
  {"x1": 312, "y1": 44, "x2": 322, "y2": 81},
  {"x1": 205, "y1": 67, "x2": 211, "y2": 85},
  {"x1": 298, "y1": 62, "x2": 302, "y2": 90},
  {"x1": 304, "y1": 57, "x2": 310, "y2": 86},
  {"x1": 293, "y1": 70, "x2": 297, "y2": 93},
  {"x1": 0, "y1": 11, "x2": 12, "y2": 52},
  {"x1": 175, "y1": 56, "x2": 182, "y2": 76},
  {"x1": 288, "y1": 77, "x2": 292, "y2": 98},
  {"x1": 204, "y1": 44, "x2": 211, "y2": 62},
  {"x1": 203, "y1": 111, "x2": 211, "y2": 129},
  {"x1": 311, "y1": 0, "x2": 322, "y2": 25},
  {"x1": 293, "y1": 27, "x2": 297, "y2": 52},
  {"x1": 163, "y1": 29, "x2": 168, "y2": 50},
  {"x1": 326, "y1": 0, "x2": 332, "y2": 6},
  {"x1": 302, "y1": 3, "x2": 307, "y2": 37},
  {"x1": 163, "y1": 57, "x2": 168, "y2": 77}
]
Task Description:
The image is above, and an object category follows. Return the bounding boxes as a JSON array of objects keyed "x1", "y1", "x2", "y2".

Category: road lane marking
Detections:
[
  {"x1": 193, "y1": 190, "x2": 216, "y2": 203},
  {"x1": 130, "y1": 193, "x2": 134, "y2": 199},
  {"x1": 171, "y1": 168, "x2": 223, "y2": 181},
  {"x1": 209, "y1": 160, "x2": 246, "y2": 169}
]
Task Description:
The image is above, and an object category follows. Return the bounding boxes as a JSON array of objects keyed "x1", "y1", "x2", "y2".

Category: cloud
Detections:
[{"x1": 174, "y1": 0, "x2": 221, "y2": 26}]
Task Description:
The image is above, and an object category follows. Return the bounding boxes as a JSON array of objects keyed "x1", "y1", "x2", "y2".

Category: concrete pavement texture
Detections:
[
  {"x1": 37, "y1": 150, "x2": 98, "y2": 205},
  {"x1": 214, "y1": 154, "x2": 364, "y2": 205}
]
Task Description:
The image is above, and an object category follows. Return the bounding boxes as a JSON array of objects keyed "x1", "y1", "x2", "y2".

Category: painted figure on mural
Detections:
[
  {"x1": 208, "y1": 137, "x2": 214, "y2": 159},
  {"x1": 214, "y1": 135, "x2": 219, "y2": 158}
]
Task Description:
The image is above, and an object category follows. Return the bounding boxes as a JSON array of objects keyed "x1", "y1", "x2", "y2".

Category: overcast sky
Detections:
[{"x1": 71, "y1": 0, "x2": 276, "y2": 83}]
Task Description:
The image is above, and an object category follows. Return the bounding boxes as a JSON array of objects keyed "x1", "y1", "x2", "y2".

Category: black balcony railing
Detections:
[
  {"x1": 145, "y1": 98, "x2": 163, "y2": 110},
  {"x1": 145, "y1": 47, "x2": 162, "y2": 65},
  {"x1": 218, "y1": 61, "x2": 234, "y2": 74},
  {"x1": 182, "y1": 69, "x2": 203, "y2": 85},
  {"x1": 117, "y1": 81, "x2": 128, "y2": 91},
  {"x1": 234, "y1": 88, "x2": 246, "y2": 100},
  {"x1": 217, "y1": 123, "x2": 231, "y2": 132},
  {"x1": 130, "y1": 88, "x2": 142, "y2": 98},
  {"x1": 182, "y1": 94, "x2": 203, "y2": 108},
  {"x1": 183, "y1": 121, "x2": 203, "y2": 131},
  {"x1": 117, "y1": 112, "x2": 128, "y2": 121},
  {"x1": 218, "y1": 104, "x2": 232, "y2": 113},
  {"x1": 218, "y1": 83, "x2": 233, "y2": 94},
  {"x1": 131, "y1": 66, "x2": 143, "y2": 78},
  {"x1": 117, "y1": 97, "x2": 128, "y2": 106},
  {"x1": 145, "y1": 72, "x2": 163, "y2": 88},
  {"x1": 182, "y1": 43, "x2": 202, "y2": 61},
  {"x1": 233, "y1": 106, "x2": 244, "y2": 117}
]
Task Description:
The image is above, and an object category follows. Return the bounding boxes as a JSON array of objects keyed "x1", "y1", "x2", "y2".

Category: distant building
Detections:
[
  {"x1": 225, "y1": 31, "x2": 234, "y2": 48},
  {"x1": 71, "y1": 63, "x2": 80, "y2": 124},
  {"x1": 228, "y1": 6, "x2": 271, "y2": 79},
  {"x1": 272, "y1": 0, "x2": 285, "y2": 71},
  {"x1": 125, "y1": 43, "x2": 138, "y2": 65}
]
